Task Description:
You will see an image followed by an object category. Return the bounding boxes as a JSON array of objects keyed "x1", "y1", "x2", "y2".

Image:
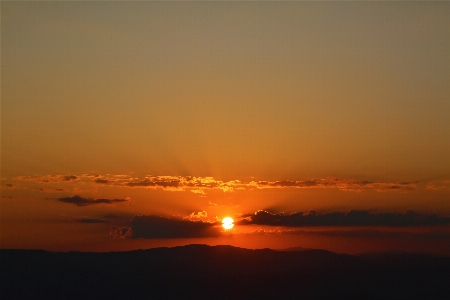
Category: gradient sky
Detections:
[{"x1": 2, "y1": 1, "x2": 450, "y2": 253}]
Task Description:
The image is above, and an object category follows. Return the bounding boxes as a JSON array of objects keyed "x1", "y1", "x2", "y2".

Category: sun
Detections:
[{"x1": 222, "y1": 217, "x2": 234, "y2": 230}]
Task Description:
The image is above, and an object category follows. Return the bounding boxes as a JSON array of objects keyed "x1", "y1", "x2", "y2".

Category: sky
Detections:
[{"x1": 1, "y1": 1, "x2": 450, "y2": 254}]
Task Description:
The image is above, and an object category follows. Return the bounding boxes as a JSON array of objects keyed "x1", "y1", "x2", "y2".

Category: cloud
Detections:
[
  {"x1": 302, "y1": 228, "x2": 450, "y2": 239},
  {"x1": 237, "y1": 210, "x2": 450, "y2": 227},
  {"x1": 15, "y1": 175, "x2": 79, "y2": 183},
  {"x1": 191, "y1": 189, "x2": 206, "y2": 195},
  {"x1": 426, "y1": 180, "x2": 450, "y2": 190},
  {"x1": 77, "y1": 218, "x2": 107, "y2": 223},
  {"x1": 109, "y1": 226, "x2": 133, "y2": 238},
  {"x1": 62, "y1": 175, "x2": 78, "y2": 181},
  {"x1": 90, "y1": 175, "x2": 238, "y2": 193},
  {"x1": 94, "y1": 178, "x2": 110, "y2": 184},
  {"x1": 11, "y1": 173, "x2": 423, "y2": 194},
  {"x1": 252, "y1": 178, "x2": 417, "y2": 192},
  {"x1": 2, "y1": 183, "x2": 21, "y2": 189},
  {"x1": 245, "y1": 227, "x2": 450, "y2": 240},
  {"x1": 124, "y1": 178, "x2": 180, "y2": 188},
  {"x1": 128, "y1": 215, "x2": 221, "y2": 238},
  {"x1": 188, "y1": 211, "x2": 208, "y2": 220},
  {"x1": 39, "y1": 188, "x2": 66, "y2": 193},
  {"x1": 58, "y1": 195, "x2": 129, "y2": 207}
]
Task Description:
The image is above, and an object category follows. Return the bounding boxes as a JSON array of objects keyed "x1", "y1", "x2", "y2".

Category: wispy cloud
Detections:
[
  {"x1": 426, "y1": 179, "x2": 450, "y2": 190},
  {"x1": 15, "y1": 175, "x2": 79, "y2": 183},
  {"x1": 58, "y1": 195, "x2": 129, "y2": 207},
  {"x1": 244, "y1": 226, "x2": 450, "y2": 240},
  {"x1": 39, "y1": 188, "x2": 67, "y2": 193},
  {"x1": 10, "y1": 174, "x2": 422, "y2": 194},
  {"x1": 2, "y1": 183, "x2": 22, "y2": 189},
  {"x1": 251, "y1": 179, "x2": 417, "y2": 192}
]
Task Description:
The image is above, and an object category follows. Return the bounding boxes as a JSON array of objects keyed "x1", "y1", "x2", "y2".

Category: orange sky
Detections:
[{"x1": 1, "y1": 1, "x2": 450, "y2": 254}]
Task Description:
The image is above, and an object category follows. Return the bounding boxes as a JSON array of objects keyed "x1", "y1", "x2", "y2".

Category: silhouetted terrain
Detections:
[{"x1": 1, "y1": 245, "x2": 449, "y2": 299}]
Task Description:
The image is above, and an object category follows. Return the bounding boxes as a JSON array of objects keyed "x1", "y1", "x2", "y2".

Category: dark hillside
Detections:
[{"x1": 1, "y1": 245, "x2": 449, "y2": 299}]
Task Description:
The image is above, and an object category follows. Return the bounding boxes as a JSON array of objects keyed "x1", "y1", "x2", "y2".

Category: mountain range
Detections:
[{"x1": 2, "y1": 245, "x2": 449, "y2": 299}]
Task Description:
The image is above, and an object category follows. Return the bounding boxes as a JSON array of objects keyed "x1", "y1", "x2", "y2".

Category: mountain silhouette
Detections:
[{"x1": 1, "y1": 245, "x2": 449, "y2": 299}]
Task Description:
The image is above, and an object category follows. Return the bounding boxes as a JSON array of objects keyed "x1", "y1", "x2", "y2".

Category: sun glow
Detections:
[{"x1": 222, "y1": 217, "x2": 234, "y2": 230}]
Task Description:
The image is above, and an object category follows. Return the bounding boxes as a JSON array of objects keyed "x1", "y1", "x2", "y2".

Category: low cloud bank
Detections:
[
  {"x1": 111, "y1": 215, "x2": 221, "y2": 239},
  {"x1": 238, "y1": 210, "x2": 450, "y2": 227}
]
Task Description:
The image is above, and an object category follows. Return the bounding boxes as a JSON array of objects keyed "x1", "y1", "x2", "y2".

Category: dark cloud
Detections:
[
  {"x1": 94, "y1": 178, "x2": 110, "y2": 184},
  {"x1": 39, "y1": 188, "x2": 65, "y2": 193},
  {"x1": 238, "y1": 210, "x2": 450, "y2": 227},
  {"x1": 62, "y1": 175, "x2": 78, "y2": 181},
  {"x1": 58, "y1": 195, "x2": 128, "y2": 207},
  {"x1": 109, "y1": 226, "x2": 133, "y2": 238},
  {"x1": 129, "y1": 215, "x2": 221, "y2": 238},
  {"x1": 77, "y1": 218, "x2": 107, "y2": 223},
  {"x1": 2, "y1": 183, "x2": 21, "y2": 189}
]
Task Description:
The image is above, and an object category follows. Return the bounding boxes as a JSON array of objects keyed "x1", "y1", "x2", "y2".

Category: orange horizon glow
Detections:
[{"x1": 2, "y1": 1, "x2": 449, "y2": 254}]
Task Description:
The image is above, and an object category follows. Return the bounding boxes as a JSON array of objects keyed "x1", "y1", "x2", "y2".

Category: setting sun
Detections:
[{"x1": 222, "y1": 217, "x2": 234, "y2": 230}]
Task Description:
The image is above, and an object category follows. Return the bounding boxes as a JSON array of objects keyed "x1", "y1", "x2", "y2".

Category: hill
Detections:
[{"x1": 1, "y1": 245, "x2": 449, "y2": 299}]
